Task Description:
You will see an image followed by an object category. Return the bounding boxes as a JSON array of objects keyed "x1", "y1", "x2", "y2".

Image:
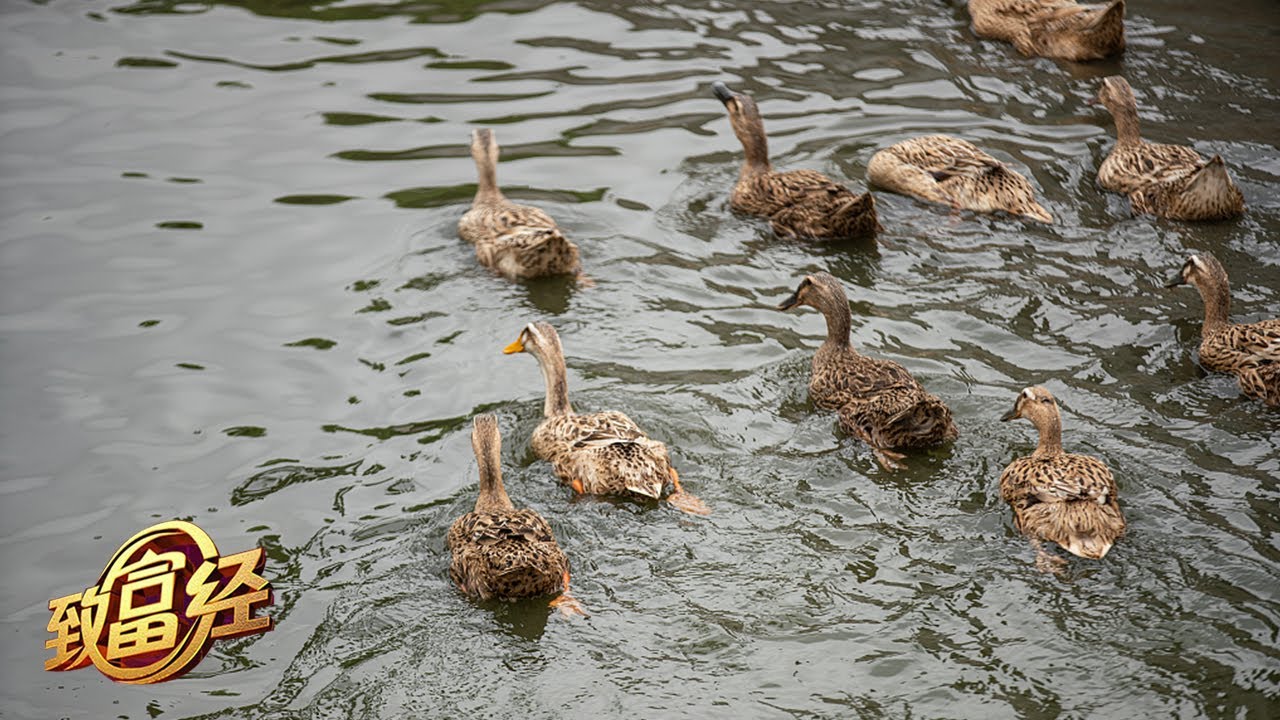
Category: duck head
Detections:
[
  {"x1": 1001, "y1": 386, "x2": 1065, "y2": 456},
  {"x1": 1165, "y1": 252, "x2": 1228, "y2": 290},
  {"x1": 504, "y1": 321, "x2": 573, "y2": 416},
  {"x1": 712, "y1": 81, "x2": 771, "y2": 171},
  {"x1": 777, "y1": 272, "x2": 849, "y2": 314},
  {"x1": 504, "y1": 320, "x2": 561, "y2": 359},
  {"x1": 1090, "y1": 75, "x2": 1136, "y2": 113},
  {"x1": 1166, "y1": 252, "x2": 1231, "y2": 327},
  {"x1": 778, "y1": 272, "x2": 854, "y2": 345},
  {"x1": 1001, "y1": 386, "x2": 1058, "y2": 423}
]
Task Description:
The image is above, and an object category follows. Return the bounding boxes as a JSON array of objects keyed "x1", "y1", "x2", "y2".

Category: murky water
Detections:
[{"x1": 2, "y1": 0, "x2": 1278, "y2": 717}]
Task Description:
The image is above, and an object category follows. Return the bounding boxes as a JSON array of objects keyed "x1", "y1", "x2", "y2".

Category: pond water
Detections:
[{"x1": 1, "y1": 0, "x2": 1277, "y2": 717}]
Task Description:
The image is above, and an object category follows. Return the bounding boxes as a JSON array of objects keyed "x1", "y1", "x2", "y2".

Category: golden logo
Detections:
[{"x1": 45, "y1": 520, "x2": 273, "y2": 684}]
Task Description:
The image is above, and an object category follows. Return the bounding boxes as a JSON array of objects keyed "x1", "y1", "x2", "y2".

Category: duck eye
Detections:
[{"x1": 1040, "y1": 397, "x2": 1052, "y2": 403}]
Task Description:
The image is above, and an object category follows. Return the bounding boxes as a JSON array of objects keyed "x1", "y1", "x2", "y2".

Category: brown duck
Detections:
[
  {"x1": 503, "y1": 321, "x2": 709, "y2": 515},
  {"x1": 999, "y1": 387, "x2": 1125, "y2": 571},
  {"x1": 457, "y1": 128, "x2": 583, "y2": 279},
  {"x1": 447, "y1": 414, "x2": 585, "y2": 616},
  {"x1": 778, "y1": 272, "x2": 958, "y2": 470},
  {"x1": 711, "y1": 82, "x2": 879, "y2": 241},
  {"x1": 969, "y1": 0, "x2": 1125, "y2": 61},
  {"x1": 867, "y1": 135, "x2": 1053, "y2": 223},
  {"x1": 1166, "y1": 252, "x2": 1279, "y2": 405},
  {"x1": 1093, "y1": 76, "x2": 1245, "y2": 221}
]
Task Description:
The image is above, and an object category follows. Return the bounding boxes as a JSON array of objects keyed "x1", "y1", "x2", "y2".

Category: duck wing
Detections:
[
  {"x1": 1028, "y1": 455, "x2": 1117, "y2": 505},
  {"x1": 447, "y1": 510, "x2": 567, "y2": 599},
  {"x1": 547, "y1": 411, "x2": 670, "y2": 499}
]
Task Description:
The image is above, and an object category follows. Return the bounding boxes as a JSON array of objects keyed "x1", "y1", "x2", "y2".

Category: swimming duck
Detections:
[
  {"x1": 969, "y1": 0, "x2": 1125, "y2": 61},
  {"x1": 503, "y1": 322, "x2": 710, "y2": 515},
  {"x1": 1093, "y1": 76, "x2": 1245, "y2": 221},
  {"x1": 867, "y1": 135, "x2": 1053, "y2": 223},
  {"x1": 999, "y1": 387, "x2": 1125, "y2": 571},
  {"x1": 710, "y1": 82, "x2": 880, "y2": 241},
  {"x1": 1166, "y1": 253, "x2": 1279, "y2": 405},
  {"x1": 458, "y1": 128, "x2": 583, "y2": 279},
  {"x1": 778, "y1": 272, "x2": 959, "y2": 470},
  {"x1": 447, "y1": 414, "x2": 586, "y2": 616}
]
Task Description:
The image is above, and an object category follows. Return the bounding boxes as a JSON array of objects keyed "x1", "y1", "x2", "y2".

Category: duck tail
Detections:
[
  {"x1": 880, "y1": 394, "x2": 958, "y2": 446},
  {"x1": 623, "y1": 476, "x2": 664, "y2": 499},
  {"x1": 502, "y1": 226, "x2": 581, "y2": 272},
  {"x1": 831, "y1": 191, "x2": 880, "y2": 236},
  {"x1": 1085, "y1": 0, "x2": 1125, "y2": 32},
  {"x1": 1050, "y1": 501, "x2": 1125, "y2": 559},
  {"x1": 511, "y1": 226, "x2": 569, "y2": 249},
  {"x1": 1186, "y1": 155, "x2": 1234, "y2": 193},
  {"x1": 1063, "y1": 533, "x2": 1114, "y2": 560},
  {"x1": 1173, "y1": 155, "x2": 1244, "y2": 218}
]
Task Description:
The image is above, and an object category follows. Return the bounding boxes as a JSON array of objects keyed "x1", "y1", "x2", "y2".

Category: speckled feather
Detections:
[
  {"x1": 1000, "y1": 454, "x2": 1124, "y2": 559},
  {"x1": 1096, "y1": 141, "x2": 1202, "y2": 195},
  {"x1": 713, "y1": 83, "x2": 879, "y2": 241},
  {"x1": 532, "y1": 410, "x2": 672, "y2": 499},
  {"x1": 1127, "y1": 157, "x2": 1246, "y2": 221},
  {"x1": 784, "y1": 273, "x2": 959, "y2": 453},
  {"x1": 447, "y1": 509, "x2": 569, "y2": 600},
  {"x1": 458, "y1": 129, "x2": 582, "y2": 279},
  {"x1": 507, "y1": 321, "x2": 699, "y2": 508},
  {"x1": 969, "y1": 0, "x2": 1125, "y2": 61},
  {"x1": 866, "y1": 135, "x2": 1052, "y2": 223},
  {"x1": 731, "y1": 169, "x2": 882, "y2": 240},
  {"x1": 999, "y1": 387, "x2": 1125, "y2": 560},
  {"x1": 1171, "y1": 253, "x2": 1279, "y2": 405},
  {"x1": 1095, "y1": 77, "x2": 1244, "y2": 221},
  {"x1": 447, "y1": 415, "x2": 571, "y2": 602},
  {"x1": 1200, "y1": 320, "x2": 1280, "y2": 405}
]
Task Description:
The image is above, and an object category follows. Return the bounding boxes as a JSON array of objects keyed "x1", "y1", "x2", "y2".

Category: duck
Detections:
[
  {"x1": 503, "y1": 321, "x2": 710, "y2": 515},
  {"x1": 457, "y1": 128, "x2": 584, "y2": 279},
  {"x1": 710, "y1": 82, "x2": 880, "y2": 241},
  {"x1": 867, "y1": 135, "x2": 1053, "y2": 223},
  {"x1": 999, "y1": 386, "x2": 1125, "y2": 570},
  {"x1": 777, "y1": 272, "x2": 958, "y2": 470},
  {"x1": 968, "y1": 0, "x2": 1125, "y2": 61},
  {"x1": 1165, "y1": 252, "x2": 1279, "y2": 405},
  {"x1": 447, "y1": 414, "x2": 586, "y2": 616},
  {"x1": 1092, "y1": 76, "x2": 1245, "y2": 221}
]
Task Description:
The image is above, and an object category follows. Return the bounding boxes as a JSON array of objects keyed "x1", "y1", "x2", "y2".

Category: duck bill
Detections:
[
  {"x1": 711, "y1": 82, "x2": 735, "y2": 104},
  {"x1": 1000, "y1": 406, "x2": 1019, "y2": 422},
  {"x1": 1164, "y1": 274, "x2": 1186, "y2": 288},
  {"x1": 502, "y1": 338, "x2": 525, "y2": 354},
  {"x1": 776, "y1": 291, "x2": 802, "y2": 311}
]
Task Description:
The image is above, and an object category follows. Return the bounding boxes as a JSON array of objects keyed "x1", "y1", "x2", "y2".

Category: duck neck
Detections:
[
  {"x1": 1110, "y1": 101, "x2": 1143, "y2": 146},
  {"x1": 741, "y1": 152, "x2": 771, "y2": 177},
  {"x1": 474, "y1": 436, "x2": 513, "y2": 513},
  {"x1": 536, "y1": 348, "x2": 573, "y2": 417},
  {"x1": 819, "y1": 297, "x2": 853, "y2": 350},
  {"x1": 473, "y1": 150, "x2": 504, "y2": 203},
  {"x1": 735, "y1": 124, "x2": 772, "y2": 176},
  {"x1": 1197, "y1": 278, "x2": 1232, "y2": 331},
  {"x1": 1031, "y1": 413, "x2": 1064, "y2": 459}
]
